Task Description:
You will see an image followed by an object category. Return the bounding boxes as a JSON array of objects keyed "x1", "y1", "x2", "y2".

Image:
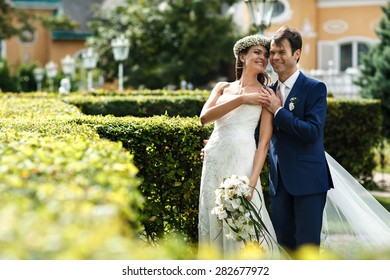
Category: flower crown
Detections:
[{"x1": 233, "y1": 34, "x2": 271, "y2": 58}]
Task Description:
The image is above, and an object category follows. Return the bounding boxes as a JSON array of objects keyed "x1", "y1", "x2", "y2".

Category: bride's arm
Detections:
[
  {"x1": 247, "y1": 108, "x2": 273, "y2": 200},
  {"x1": 200, "y1": 82, "x2": 239, "y2": 125},
  {"x1": 200, "y1": 82, "x2": 264, "y2": 125}
]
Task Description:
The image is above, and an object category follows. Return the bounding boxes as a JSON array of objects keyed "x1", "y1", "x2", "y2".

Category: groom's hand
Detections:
[
  {"x1": 259, "y1": 87, "x2": 282, "y2": 114},
  {"x1": 200, "y1": 139, "x2": 208, "y2": 161}
]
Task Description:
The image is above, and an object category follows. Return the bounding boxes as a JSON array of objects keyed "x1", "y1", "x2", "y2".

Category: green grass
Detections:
[{"x1": 374, "y1": 196, "x2": 390, "y2": 212}]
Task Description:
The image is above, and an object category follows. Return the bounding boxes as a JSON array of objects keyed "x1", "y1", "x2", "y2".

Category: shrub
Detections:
[{"x1": 325, "y1": 98, "x2": 382, "y2": 187}]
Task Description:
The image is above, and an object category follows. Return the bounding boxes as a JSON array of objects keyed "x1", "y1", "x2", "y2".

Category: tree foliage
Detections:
[
  {"x1": 0, "y1": 0, "x2": 32, "y2": 41},
  {"x1": 0, "y1": 1, "x2": 79, "y2": 41},
  {"x1": 356, "y1": 2, "x2": 390, "y2": 138},
  {"x1": 87, "y1": 0, "x2": 239, "y2": 89}
]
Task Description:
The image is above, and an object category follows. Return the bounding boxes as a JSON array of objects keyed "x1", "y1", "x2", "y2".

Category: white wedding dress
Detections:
[{"x1": 198, "y1": 94, "x2": 278, "y2": 258}]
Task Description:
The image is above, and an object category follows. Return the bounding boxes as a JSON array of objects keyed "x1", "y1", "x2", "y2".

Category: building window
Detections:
[
  {"x1": 357, "y1": 43, "x2": 369, "y2": 65},
  {"x1": 272, "y1": 1, "x2": 285, "y2": 17},
  {"x1": 269, "y1": 0, "x2": 292, "y2": 24},
  {"x1": 339, "y1": 41, "x2": 369, "y2": 71},
  {"x1": 0, "y1": 40, "x2": 5, "y2": 59}
]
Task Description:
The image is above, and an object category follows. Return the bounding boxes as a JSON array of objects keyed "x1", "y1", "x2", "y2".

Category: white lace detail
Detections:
[{"x1": 198, "y1": 94, "x2": 278, "y2": 257}]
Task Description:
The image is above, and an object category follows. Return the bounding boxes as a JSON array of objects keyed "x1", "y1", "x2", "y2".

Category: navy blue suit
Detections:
[{"x1": 256, "y1": 71, "x2": 333, "y2": 250}]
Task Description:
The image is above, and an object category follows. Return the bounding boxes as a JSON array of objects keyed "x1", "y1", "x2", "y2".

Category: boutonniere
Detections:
[{"x1": 289, "y1": 97, "x2": 298, "y2": 111}]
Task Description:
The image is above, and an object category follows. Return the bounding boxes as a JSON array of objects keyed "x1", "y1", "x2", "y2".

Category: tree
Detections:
[
  {"x1": 87, "y1": 0, "x2": 239, "y2": 89},
  {"x1": 0, "y1": 0, "x2": 32, "y2": 54},
  {"x1": 356, "y1": 2, "x2": 390, "y2": 138}
]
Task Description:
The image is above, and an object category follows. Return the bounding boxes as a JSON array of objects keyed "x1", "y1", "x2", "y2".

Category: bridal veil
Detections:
[{"x1": 321, "y1": 152, "x2": 390, "y2": 257}]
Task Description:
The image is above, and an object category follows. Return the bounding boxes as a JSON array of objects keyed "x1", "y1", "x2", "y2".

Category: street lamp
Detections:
[
  {"x1": 61, "y1": 55, "x2": 75, "y2": 93},
  {"x1": 33, "y1": 67, "x2": 44, "y2": 91},
  {"x1": 111, "y1": 35, "x2": 130, "y2": 92},
  {"x1": 81, "y1": 48, "x2": 98, "y2": 92},
  {"x1": 61, "y1": 55, "x2": 75, "y2": 77},
  {"x1": 45, "y1": 61, "x2": 58, "y2": 92},
  {"x1": 245, "y1": 0, "x2": 277, "y2": 34}
]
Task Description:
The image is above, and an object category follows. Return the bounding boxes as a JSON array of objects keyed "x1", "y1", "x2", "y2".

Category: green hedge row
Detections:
[
  {"x1": 84, "y1": 88, "x2": 210, "y2": 96},
  {"x1": 79, "y1": 115, "x2": 213, "y2": 243},
  {"x1": 0, "y1": 96, "x2": 145, "y2": 259},
  {"x1": 325, "y1": 98, "x2": 383, "y2": 187},
  {"x1": 0, "y1": 93, "x2": 385, "y2": 259},
  {"x1": 65, "y1": 93, "x2": 383, "y2": 187},
  {"x1": 64, "y1": 95, "x2": 206, "y2": 117}
]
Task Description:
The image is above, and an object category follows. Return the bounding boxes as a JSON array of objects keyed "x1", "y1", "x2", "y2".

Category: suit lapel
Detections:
[{"x1": 284, "y1": 72, "x2": 305, "y2": 109}]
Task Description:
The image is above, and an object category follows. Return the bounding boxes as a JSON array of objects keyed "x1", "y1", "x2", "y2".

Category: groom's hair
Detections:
[{"x1": 272, "y1": 25, "x2": 302, "y2": 63}]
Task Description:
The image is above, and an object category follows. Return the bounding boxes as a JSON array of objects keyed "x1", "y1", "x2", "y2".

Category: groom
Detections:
[{"x1": 258, "y1": 25, "x2": 334, "y2": 251}]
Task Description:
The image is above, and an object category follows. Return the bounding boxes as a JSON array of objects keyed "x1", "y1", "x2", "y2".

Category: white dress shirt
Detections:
[{"x1": 274, "y1": 69, "x2": 300, "y2": 116}]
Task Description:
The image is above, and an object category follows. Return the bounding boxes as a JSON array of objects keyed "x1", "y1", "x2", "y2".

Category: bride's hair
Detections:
[{"x1": 235, "y1": 49, "x2": 270, "y2": 86}]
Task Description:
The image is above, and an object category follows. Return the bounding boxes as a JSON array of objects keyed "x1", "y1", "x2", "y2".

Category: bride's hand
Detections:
[
  {"x1": 246, "y1": 190, "x2": 254, "y2": 201},
  {"x1": 241, "y1": 91, "x2": 263, "y2": 105}
]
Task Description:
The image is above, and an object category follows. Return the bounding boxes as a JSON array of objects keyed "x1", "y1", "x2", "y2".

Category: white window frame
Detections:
[
  {"x1": 1, "y1": 40, "x2": 5, "y2": 59},
  {"x1": 317, "y1": 37, "x2": 378, "y2": 71}
]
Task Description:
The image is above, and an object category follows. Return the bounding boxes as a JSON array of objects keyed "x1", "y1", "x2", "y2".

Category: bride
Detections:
[{"x1": 198, "y1": 34, "x2": 279, "y2": 258}]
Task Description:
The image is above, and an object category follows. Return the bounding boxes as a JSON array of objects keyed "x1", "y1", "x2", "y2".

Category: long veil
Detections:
[{"x1": 321, "y1": 152, "x2": 390, "y2": 258}]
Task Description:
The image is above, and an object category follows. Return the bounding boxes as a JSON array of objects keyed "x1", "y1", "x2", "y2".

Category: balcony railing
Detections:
[{"x1": 304, "y1": 67, "x2": 361, "y2": 99}]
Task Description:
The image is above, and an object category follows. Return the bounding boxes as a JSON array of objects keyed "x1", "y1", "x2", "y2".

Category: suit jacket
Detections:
[{"x1": 257, "y1": 71, "x2": 333, "y2": 196}]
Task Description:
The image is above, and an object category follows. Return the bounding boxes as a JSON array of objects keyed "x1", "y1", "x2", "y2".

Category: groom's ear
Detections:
[{"x1": 294, "y1": 49, "x2": 301, "y2": 62}]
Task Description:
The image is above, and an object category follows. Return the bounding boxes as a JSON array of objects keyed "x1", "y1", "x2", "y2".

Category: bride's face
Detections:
[{"x1": 243, "y1": 45, "x2": 269, "y2": 74}]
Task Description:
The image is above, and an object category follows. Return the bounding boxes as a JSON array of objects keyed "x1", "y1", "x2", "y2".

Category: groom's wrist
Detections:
[{"x1": 274, "y1": 106, "x2": 283, "y2": 116}]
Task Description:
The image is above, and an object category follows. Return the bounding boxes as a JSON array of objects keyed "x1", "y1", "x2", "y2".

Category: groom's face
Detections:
[{"x1": 270, "y1": 38, "x2": 300, "y2": 79}]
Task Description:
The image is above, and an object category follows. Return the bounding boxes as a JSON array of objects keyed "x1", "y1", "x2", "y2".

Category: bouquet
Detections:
[{"x1": 211, "y1": 175, "x2": 274, "y2": 248}]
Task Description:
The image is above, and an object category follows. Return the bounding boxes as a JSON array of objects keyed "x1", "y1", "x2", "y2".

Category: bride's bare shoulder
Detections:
[{"x1": 218, "y1": 81, "x2": 239, "y2": 95}]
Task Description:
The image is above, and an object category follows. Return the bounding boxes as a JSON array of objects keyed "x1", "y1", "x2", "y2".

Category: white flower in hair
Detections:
[{"x1": 233, "y1": 34, "x2": 271, "y2": 58}]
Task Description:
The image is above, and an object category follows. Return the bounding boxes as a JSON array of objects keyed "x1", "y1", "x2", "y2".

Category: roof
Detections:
[
  {"x1": 60, "y1": 0, "x2": 104, "y2": 34},
  {"x1": 12, "y1": 0, "x2": 105, "y2": 40},
  {"x1": 11, "y1": 0, "x2": 62, "y2": 9}
]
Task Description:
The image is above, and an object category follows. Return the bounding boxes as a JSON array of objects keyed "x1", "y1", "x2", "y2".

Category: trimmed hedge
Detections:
[
  {"x1": 65, "y1": 92, "x2": 383, "y2": 187},
  {"x1": 64, "y1": 95, "x2": 206, "y2": 117},
  {"x1": 0, "y1": 93, "x2": 385, "y2": 259},
  {"x1": 81, "y1": 115, "x2": 213, "y2": 243},
  {"x1": 325, "y1": 98, "x2": 383, "y2": 188},
  {"x1": 0, "y1": 96, "x2": 144, "y2": 259}
]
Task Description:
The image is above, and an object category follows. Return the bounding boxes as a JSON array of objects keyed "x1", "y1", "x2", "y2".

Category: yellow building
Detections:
[
  {"x1": 2, "y1": 0, "x2": 388, "y2": 91},
  {"x1": 235, "y1": 0, "x2": 387, "y2": 72},
  {"x1": 3, "y1": 0, "x2": 99, "y2": 70},
  {"x1": 232, "y1": 0, "x2": 388, "y2": 96}
]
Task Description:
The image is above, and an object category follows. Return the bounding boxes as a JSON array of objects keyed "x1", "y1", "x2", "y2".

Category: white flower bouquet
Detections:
[{"x1": 211, "y1": 175, "x2": 274, "y2": 248}]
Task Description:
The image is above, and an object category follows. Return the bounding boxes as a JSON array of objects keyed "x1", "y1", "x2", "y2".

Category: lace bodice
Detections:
[
  {"x1": 198, "y1": 94, "x2": 278, "y2": 258},
  {"x1": 201, "y1": 94, "x2": 262, "y2": 208}
]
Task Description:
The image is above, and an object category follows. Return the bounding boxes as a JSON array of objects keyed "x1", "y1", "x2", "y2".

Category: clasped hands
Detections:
[
  {"x1": 214, "y1": 82, "x2": 282, "y2": 114},
  {"x1": 251, "y1": 86, "x2": 282, "y2": 115}
]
